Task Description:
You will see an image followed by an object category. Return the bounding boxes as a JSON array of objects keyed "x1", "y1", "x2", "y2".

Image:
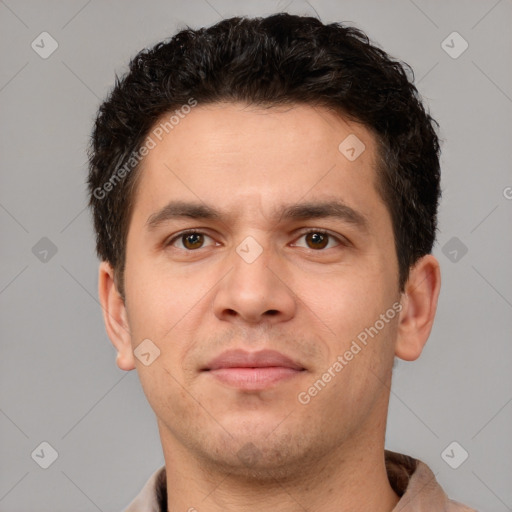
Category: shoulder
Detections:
[
  {"x1": 385, "y1": 450, "x2": 478, "y2": 512},
  {"x1": 121, "y1": 465, "x2": 166, "y2": 512},
  {"x1": 447, "y1": 498, "x2": 479, "y2": 511}
]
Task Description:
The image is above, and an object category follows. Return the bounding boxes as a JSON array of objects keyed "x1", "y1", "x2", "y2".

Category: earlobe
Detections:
[
  {"x1": 395, "y1": 254, "x2": 441, "y2": 361},
  {"x1": 98, "y1": 261, "x2": 136, "y2": 371}
]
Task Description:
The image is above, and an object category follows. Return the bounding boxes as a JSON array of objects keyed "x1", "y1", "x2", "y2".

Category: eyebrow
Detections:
[{"x1": 145, "y1": 199, "x2": 369, "y2": 232}]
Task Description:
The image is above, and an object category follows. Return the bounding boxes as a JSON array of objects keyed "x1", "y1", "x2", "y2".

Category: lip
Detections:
[{"x1": 202, "y1": 349, "x2": 306, "y2": 390}]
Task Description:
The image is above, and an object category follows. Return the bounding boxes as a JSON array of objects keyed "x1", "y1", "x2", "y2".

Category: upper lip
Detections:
[{"x1": 202, "y1": 349, "x2": 305, "y2": 371}]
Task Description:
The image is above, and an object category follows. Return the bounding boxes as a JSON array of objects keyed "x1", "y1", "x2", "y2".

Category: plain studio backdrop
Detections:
[{"x1": 0, "y1": 1, "x2": 511, "y2": 511}]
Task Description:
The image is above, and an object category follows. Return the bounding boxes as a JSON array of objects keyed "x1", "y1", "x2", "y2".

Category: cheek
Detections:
[
  {"x1": 127, "y1": 260, "x2": 198, "y2": 331},
  {"x1": 297, "y1": 267, "x2": 398, "y2": 392},
  {"x1": 126, "y1": 263, "x2": 219, "y2": 386},
  {"x1": 136, "y1": 363, "x2": 195, "y2": 436},
  {"x1": 298, "y1": 315, "x2": 397, "y2": 425},
  {"x1": 295, "y1": 266, "x2": 390, "y2": 339}
]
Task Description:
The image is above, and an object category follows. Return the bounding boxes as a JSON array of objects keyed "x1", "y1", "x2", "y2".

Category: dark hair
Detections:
[{"x1": 87, "y1": 12, "x2": 441, "y2": 299}]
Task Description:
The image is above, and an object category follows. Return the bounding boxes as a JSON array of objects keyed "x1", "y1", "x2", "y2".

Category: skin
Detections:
[{"x1": 99, "y1": 102, "x2": 441, "y2": 512}]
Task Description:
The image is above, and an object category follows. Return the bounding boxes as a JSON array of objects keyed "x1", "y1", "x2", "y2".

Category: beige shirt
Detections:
[{"x1": 122, "y1": 450, "x2": 478, "y2": 511}]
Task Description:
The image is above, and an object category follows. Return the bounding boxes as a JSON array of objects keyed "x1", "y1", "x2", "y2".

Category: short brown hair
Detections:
[{"x1": 87, "y1": 13, "x2": 441, "y2": 300}]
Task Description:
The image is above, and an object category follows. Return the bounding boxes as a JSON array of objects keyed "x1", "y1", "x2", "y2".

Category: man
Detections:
[{"x1": 87, "y1": 12, "x2": 477, "y2": 511}]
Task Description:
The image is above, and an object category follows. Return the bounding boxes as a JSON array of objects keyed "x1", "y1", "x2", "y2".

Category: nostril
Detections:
[{"x1": 266, "y1": 310, "x2": 279, "y2": 316}]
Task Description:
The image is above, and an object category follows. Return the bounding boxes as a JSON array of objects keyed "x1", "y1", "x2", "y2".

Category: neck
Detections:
[{"x1": 159, "y1": 419, "x2": 400, "y2": 512}]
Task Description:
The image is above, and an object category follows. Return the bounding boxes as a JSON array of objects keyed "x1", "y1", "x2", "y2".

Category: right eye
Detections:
[{"x1": 166, "y1": 230, "x2": 216, "y2": 250}]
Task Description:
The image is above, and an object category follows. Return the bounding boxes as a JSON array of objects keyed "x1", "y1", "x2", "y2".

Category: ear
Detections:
[
  {"x1": 395, "y1": 254, "x2": 441, "y2": 361},
  {"x1": 98, "y1": 261, "x2": 135, "y2": 371}
]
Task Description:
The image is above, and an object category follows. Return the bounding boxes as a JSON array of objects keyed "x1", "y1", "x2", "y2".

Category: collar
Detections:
[{"x1": 122, "y1": 450, "x2": 476, "y2": 511}]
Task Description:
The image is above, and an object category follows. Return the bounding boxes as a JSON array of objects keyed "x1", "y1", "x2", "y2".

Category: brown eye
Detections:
[
  {"x1": 291, "y1": 230, "x2": 343, "y2": 251},
  {"x1": 182, "y1": 232, "x2": 204, "y2": 250},
  {"x1": 305, "y1": 232, "x2": 329, "y2": 249},
  {"x1": 166, "y1": 231, "x2": 217, "y2": 252}
]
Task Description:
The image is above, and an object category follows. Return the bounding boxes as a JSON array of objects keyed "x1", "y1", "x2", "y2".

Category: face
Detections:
[{"x1": 120, "y1": 102, "x2": 403, "y2": 476}]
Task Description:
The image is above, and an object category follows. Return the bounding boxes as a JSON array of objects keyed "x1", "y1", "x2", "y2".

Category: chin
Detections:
[
  {"x1": 203, "y1": 443, "x2": 303, "y2": 482},
  {"x1": 193, "y1": 422, "x2": 326, "y2": 482}
]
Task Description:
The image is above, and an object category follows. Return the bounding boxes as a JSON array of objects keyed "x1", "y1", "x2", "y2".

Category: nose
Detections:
[{"x1": 212, "y1": 241, "x2": 297, "y2": 326}]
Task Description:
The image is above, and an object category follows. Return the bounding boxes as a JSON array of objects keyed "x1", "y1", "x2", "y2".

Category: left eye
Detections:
[{"x1": 292, "y1": 231, "x2": 341, "y2": 250}]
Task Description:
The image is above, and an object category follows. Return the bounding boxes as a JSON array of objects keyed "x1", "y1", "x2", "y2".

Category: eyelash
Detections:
[{"x1": 165, "y1": 228, "x2": 347, "y2": 251}]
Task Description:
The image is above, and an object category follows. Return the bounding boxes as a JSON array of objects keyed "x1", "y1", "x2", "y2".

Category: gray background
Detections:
[{"x1": 1, "y1": 0, "x2": 511, "y2": 510}]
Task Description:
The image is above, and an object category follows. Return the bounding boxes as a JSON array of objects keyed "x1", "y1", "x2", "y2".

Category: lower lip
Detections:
[{"x1": 206, "y1": 367, "x2": 304, "y2": 390}]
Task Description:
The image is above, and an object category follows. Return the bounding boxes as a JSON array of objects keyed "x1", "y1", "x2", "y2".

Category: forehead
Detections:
[
  {"x1": 142, "y1": 102, "x2": 376, "y2": 170},
  {"x1": 130, "y1": 102, "x2": 387, "y2": 230}
]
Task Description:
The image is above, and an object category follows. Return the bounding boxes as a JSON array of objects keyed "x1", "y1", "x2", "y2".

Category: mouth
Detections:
[{"x1": 201, "y1": 349, "x2": 306, "y2": 390}]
